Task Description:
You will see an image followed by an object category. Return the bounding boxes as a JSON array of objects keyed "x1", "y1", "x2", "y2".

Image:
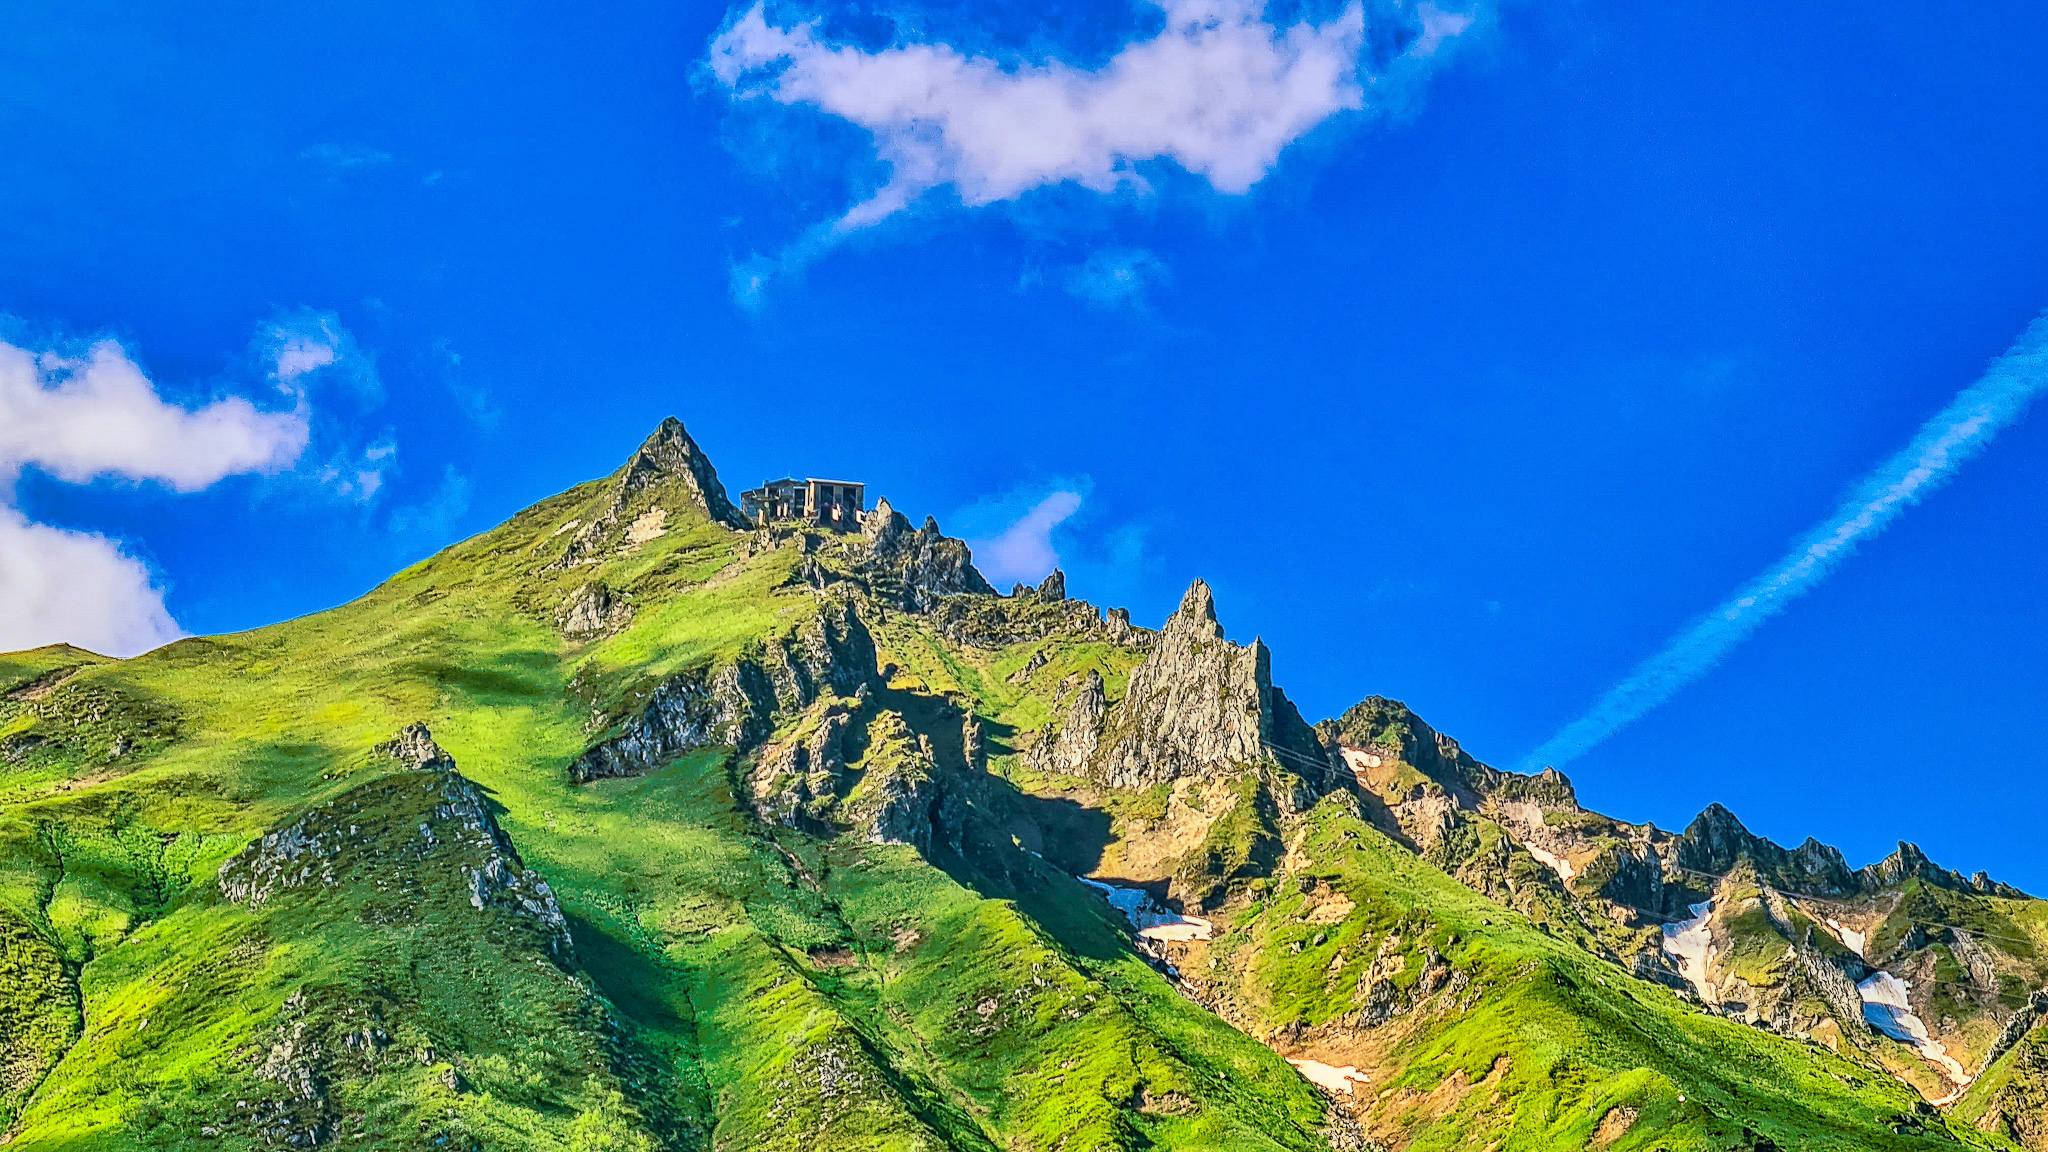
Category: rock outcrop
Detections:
[
  {"x1": 559, "y1": 581, "x2": 634, "y2": 641},
  {"x1": 1101, "y1": 607, "x2": 1153, "y2": 649},
  {"x1": 550, "y1": 418, "x2": 749, "y2": 569},
  {"x1": 843, "y1": 711, "x2": 942, "y2": 851},
  {"x1": 1033, "y1": 569, "x2": 1066, "y2": 602},
  {"x1": 373, "y1": 722, "x2": 453, "y2": 770},
  {"x1": 571, "y1": 598, "x2": 876, "y2": 783},
  {"x1": 1084, "y1": 581, "x2": 1331, "y2": 798},
  {"x1": 848, "y1": 499, "x2": 997, "y2": 609},
  {"x1": 218, "y1": 758, "x2": 572, "y2": 961},
  {"x1": 747, "y1": 695, "x2": 863, "y2": 829}
]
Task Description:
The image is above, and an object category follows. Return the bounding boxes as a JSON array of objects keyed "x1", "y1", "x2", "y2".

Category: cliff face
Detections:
[
  {"x1": 1080, "y1": 580, "x2": 1332, "y2": 800},
  {"x1": 569, "y1": 596, "x2": 876, "y2": 783}
]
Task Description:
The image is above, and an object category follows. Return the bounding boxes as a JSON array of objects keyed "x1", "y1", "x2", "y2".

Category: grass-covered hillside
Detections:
[{"x1": 0, "y1": 419, "x2": 2041, "y2": 1151}]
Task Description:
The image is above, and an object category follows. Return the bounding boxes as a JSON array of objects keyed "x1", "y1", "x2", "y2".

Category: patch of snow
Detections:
[
  {"x1": 1662, "y1": 901, "x2": 1715, "y2": 1001},
  {"x1": 1827, "y1": 917, "x2": 1867, "y2": 958},
  {"x1": 1079, "y1": 876, "x2": 1214, "y2": 941},
  {"x1": 1288, "y1": 1059, "x2": 1369, "y2": 1095},
  {"x1": 1525, "y1": 842, "x2": 1578, "y2": 884},
  {"x1": 1858, "y1": 971, "x2": 1973, "y2": 1095}
]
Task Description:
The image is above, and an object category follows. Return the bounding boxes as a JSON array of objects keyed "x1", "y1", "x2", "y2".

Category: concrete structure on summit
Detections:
[{"x1": 740, "y1": 477, "x2": 865, "y2": 531}]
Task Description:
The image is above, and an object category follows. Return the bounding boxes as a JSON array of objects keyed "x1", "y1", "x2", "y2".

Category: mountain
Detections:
[{"x1": 1, "y1": 418, "x2": 2044, "y2": 1151}]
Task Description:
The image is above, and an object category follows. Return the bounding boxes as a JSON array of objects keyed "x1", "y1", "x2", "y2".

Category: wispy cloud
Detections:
[
  {"x1": 0, "y1": 330, "x2": 314, "y2": 656},
  {"x1": 965, "y1": 489, "x2": 1086, "y2": 587},
  {"x1": 264, "y1": 309, "x2": 380, "y2": 402},
  {"x1": 388, "y1": 465, "x2": 473, "y2": 540},
  {"x1": 709, "y1": 0, "x2": 1480, "y2": 304},
  {"x1": 1520, "y1": 311, "x2": 2048, "y2": 771},
  {"x1": 1063, "y1": 247, "x2": 1170, "y2": 309},
  {"x1": 257, "y1": 310, "x2": 396, "y2": 502}
]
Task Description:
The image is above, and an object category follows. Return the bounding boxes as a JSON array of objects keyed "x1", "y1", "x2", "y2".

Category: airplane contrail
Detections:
[{"x1": 1520, "y1": 311, "x2": 2048, "y2": 771}]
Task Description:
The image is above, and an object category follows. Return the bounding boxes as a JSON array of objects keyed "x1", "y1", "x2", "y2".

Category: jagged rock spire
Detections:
[
  {"x1": 1081, "y1": 579, "x2": 1326, "y2": 796},
  {"x1": 1036, "y1": 569, "x2": 1066, "y2": 602},
  {"x1": 1168, "y1": 579, "x2": 1222, "y2": 639},
  {"x1": 548, "y1": 418, "x2": 749, "y2": 569},
  {"x1": 618, "y1": 417, "x2": 750, "y2": 531},
  {"x1": 849, "y1": 497, "x2": 997, "y2": 608}
]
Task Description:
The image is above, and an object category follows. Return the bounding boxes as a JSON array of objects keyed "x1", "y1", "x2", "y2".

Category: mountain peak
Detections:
[
  {"x1": 616, "y1": 416, "x2": 749, "y2": 531},
  {"x1": 1677, "y1": 804, "x2": 1858, "y2": 897},
  {"x1": 1167, "y1": 579, "x2": 1222, "y2": 639}
]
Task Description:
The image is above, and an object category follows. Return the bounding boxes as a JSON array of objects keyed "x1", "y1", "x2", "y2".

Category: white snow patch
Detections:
[
  {"x1": 1827, "y1": 917, "x2": 1867, "y2": 958},
  {"x1": 1662, "y1": 901, "x2": 1715, "y2": 1001},
  {"x1": 1289, "y1": 1059, "x2": 1369, "y2": 1095},
  {"x1": 1080, "y1": 877, "x2": 1213, "y2": 941},
  {"x1": 1525, "y1": 843, "x2": 1578, "y2": 884},
  {"x1": 1858, "y1": 971, "x2": 1972, "y2": 1096}
]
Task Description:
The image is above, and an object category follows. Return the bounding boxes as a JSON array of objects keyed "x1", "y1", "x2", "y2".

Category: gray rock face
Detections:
[
  {"x1": 1102, "y1": 607, "x2": 1153, "y2": 650},
  {"x1": 1676, "y1": 805, "x2": 1859, "y2": 898},
  {"x1": 859, "y1": 766, "x2": 939, "y2": 851},
  {"x1": 1035, "y1": 569, "x2": 1066, "y2": 602},
  {"x1": 218, "y1": 762, "x2": 572, "y2": 960},
  {"x1": 550, "y1": 418, "x2": 749, "y2": 568},
  {"x1": 559, "y1": 581, "x2": 633, "y2": 641},
  {"x1": 844, "y1": 713, "x2": 941, "y2": 851},
  {"x1": 748, "y1": 697, "x2": 861, "y2": 828},
  {"x1": 1082, "y1": 581, "x2": 1330, "y2": 797},
  {"x1": 570, "y1": 661, "x2": 776, "y2": 783},
  {"x1": 850, "y1": 499, "x2": 997, "y2": 609},
  {"x1": 1792, "y1": 927, "x2": 1871, "y2": 1033},
  {"x1": 1984, "y1": 990, "x2": 2048, "y2": 1074},
  {"x1": 373, "y1": 723, "x2": 452, "y2": 771},
  {"x1": 570, "y1": 598, "x2": 876, "y2": 783},
  {"x1": 1026, "y1": 670, "x2": 1106, "y2": 777}
]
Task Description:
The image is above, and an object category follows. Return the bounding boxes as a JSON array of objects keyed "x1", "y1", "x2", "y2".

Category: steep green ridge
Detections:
[{"x1": 0, "y1": 418, "x2": 2036, "y2": 1150}]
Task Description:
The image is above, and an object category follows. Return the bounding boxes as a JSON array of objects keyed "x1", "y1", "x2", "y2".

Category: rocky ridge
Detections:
[
  {"x1": 220, "y1": 726, "x2": 572, "y2": 960},
  {"x1": 570, "y1": 597, "x2": 877, "y2": 783}
]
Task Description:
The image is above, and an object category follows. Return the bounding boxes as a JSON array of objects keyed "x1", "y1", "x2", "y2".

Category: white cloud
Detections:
[
  {"x1": 968, "y1": 490, "x2": 1084, "y2": 586},
  {"x1": 0, "y1": 506, "x2": 181, "y2": 657},
  {"x1": 710, "y1": 0, "x2": 1478, "y2": 297},
  {"x1": 0, "y1": 327, "x2": 321, "y2": 657},
  {"x1": 0, "y1": 338, "x2": 307, "y2": 492}
]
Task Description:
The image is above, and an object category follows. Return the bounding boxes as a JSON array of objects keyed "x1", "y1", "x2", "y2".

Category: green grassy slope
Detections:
[{"x1": 0, "y1": 422, "x2": 2034, "y2": 1151}]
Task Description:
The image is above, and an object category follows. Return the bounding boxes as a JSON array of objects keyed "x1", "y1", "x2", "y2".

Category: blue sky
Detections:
[{"x1": 4, "y1": 0, "x2": 2047, "y2": 887}]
